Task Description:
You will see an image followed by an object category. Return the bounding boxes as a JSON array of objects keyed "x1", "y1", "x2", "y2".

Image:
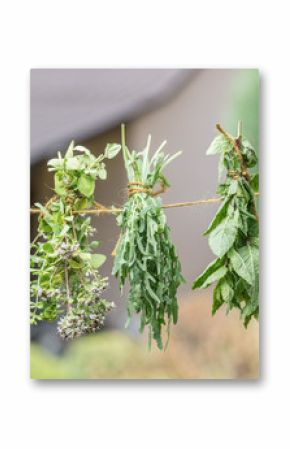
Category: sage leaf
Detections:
[{"x1": 113, "y1": 128, "x2": 183, "y2": 350}]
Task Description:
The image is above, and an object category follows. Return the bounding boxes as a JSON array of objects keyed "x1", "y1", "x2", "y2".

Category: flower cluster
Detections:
[{"x1": 57, "y1": 299, "x2": 115, "y2": 340}]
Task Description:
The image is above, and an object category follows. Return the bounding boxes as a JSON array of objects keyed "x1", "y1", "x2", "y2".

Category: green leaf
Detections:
[
  {"x1": 98, "y1": 168, "x2": 107, "y2": 180},
  {"x1": 206, "y1": 134, "x2": 233, "y2": 155},
  {"x1": 66, "y1": 157, "x2": 81, "y2": 171},
  {"x1": 204, "y1": 197, "x2": 231, "y2": 235},
  {"x1": 192, "y1": 257, "x2": 225, "y2": 289},
  {"x1": 65, "y1": 141, "x2": 74, "y2": 158},
  {"x1": 219, "y1": 277, "x2": 234, "y2": 303},
  {"x1": 79, "y1": 252, "x2": 106, "y2": 268},
  {"x1": 208, "y1": 218, "x2": 238, "y2": 257},
  {"x1": 212, "y1": 282, "x2": 223, "y2": 315},
  {"x1": 104, "y1": 143, "x2": 121, "y2": 159},
  {"x1": 79, "y1": 252, "x2": 91, "y2": 262},
  {"x1": 74, "y1": 145, "x2": 91, "y2": 155},
  {"x1": 91, "y1": 254, "x2": 106, "y2": 269},
  {"x1": 235, "y1": 244, "x2": 259, "y2": 284},
  {"x1": 218, "y1": 154, "x2": 225, "y2": 182},
  {"x1": 54, "y1": 173, "x2": 66, "y2": 196},
  {"x1": 69, "y1": 259, "x2": 82, "y2": 269},
  {"x1": 90, "y1": 240, "x2": 100, "y2": 248},
  {"x1": 77, "y1": 174, "x2": 95, "y2": 197},
  {"x1": 228, "y1": 179, "x2": 238, "y2": 195},
  {"x1": 74, "y1": 198, "x2": 89, "y2": 210},
  {"x1": 42, "y1": 243, "x2": 54, "y2": 254},
  {"x1": 47, "y1": 158, "x2": 64, "y2": 170},
  {"x1": 250, "y1": 173, "x2": 259, "y2": 192},
  {"x1": 198, "y1": 266, "x2": 227, "y2": 289},
  {"x1": 229, "y1": 246, "x2": 256, "y2": 285}
]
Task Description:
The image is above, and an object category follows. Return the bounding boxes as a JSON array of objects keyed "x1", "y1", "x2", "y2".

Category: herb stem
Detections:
[
  {"x1": 237, "y1": 120, "x2": 242, "y2": 140},
  {"x1": 64, "y1": 264, "x2": 71, "y2": 312},
  {"x1": 216, "y1": 122, "x2": 249, "y2": 180},
  {"x1": 121, "y1": 123, "x2": 126, "y2": 157}
]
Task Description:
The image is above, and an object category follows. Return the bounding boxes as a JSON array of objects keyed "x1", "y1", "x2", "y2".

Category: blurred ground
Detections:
[{"x1": 31, "y1": 292, "x2": 259, "y2": 379}]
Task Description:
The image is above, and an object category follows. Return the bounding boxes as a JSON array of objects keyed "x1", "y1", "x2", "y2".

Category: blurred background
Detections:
[{"x1": 30, "y1": 68, "x2": 259, "y2": 379}]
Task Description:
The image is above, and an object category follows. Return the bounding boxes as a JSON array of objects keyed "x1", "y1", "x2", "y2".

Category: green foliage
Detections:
[
  {"x1": 192, "y1": 127, "x2": 259, "y2": 327},
  {"x1": 30, "y1": 141, "x2": 121, "y2": 338},
  {"x1": 112, "y1": 128, "x2": 184, "y2": 350}
]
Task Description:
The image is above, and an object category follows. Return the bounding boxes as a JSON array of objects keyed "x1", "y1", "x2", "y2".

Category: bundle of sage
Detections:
[
  {"x1": 112, "y1": 125, "x2": 184, "y2": 349},
  {"x1": 30, "y1": 141, "x2": 121, "y2": 339},
  {"x1": 192, "y1": 123, "x2": 259, "y2": 327}
]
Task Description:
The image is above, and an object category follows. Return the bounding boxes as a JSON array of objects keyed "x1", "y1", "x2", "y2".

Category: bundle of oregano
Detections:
[
  {"x1": 112, "y1": 125, "x2": 184, "y2": 349},
  {"x1": 192, "y1": 123, "x2": 259, "y2": 327},
  {"x1": 30, "y1": 140, "x2": 121, "y2": 339}
]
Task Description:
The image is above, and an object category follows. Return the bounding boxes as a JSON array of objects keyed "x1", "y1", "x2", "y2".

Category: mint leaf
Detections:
[
  {"x1": 193, "y1": 123, "x2": 259, "y2": 328},
  {"x1": 208, "y1": 218, "x2": 237, "y2": 258},
  {"x1": 204, "y1": 197, "x2": 231, "y2": 235},
  {"x1": 192, "y1": 257, "x2": 225, "y2": 289},
  {"x1": 206, "y1": 134, "x2": 233, "y2": 155},
  {"x1": 229, "y1": 247, "x2": 253, "y2": 285}
]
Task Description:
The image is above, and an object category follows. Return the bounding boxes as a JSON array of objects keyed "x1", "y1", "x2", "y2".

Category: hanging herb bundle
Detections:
[
  {"x1": 30, "y1": 141, "x2": 121, "y2": 339},
  {"x1": 112, "y1": 125, "x2": 184, "y2": 350},
  {"x1": 192, "y1": 122, "x2": 259, "y2": 327}
]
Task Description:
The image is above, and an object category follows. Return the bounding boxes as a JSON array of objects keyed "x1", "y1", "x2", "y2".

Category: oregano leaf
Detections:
[
  {"x1": 77, "y1": 174, "x2": 95, "y2": 197},
  {"x1": 104, "y1": 143, "x2": 121, "y2": 159},
  {"x1": 30, "y1": 140, "x2": 119, "y2": 338}
]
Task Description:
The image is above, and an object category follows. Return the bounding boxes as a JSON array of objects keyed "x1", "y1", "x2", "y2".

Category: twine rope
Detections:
[
  {"x1": 227, "y1": 170, "x2": 248, "y2": 180},
  {"x1": 30, "y1": 192, "x2": 260, "y2": 216},
  {"x1": 127, "y1": 181, "x2": 166, "y2": 198}
]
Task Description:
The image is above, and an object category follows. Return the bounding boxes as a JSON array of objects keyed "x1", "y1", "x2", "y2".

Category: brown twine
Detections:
[
  {"x1": 127, "y1": 181, "x2": 166, "y2": 198},
  {"x1": 30, "y1": 190, "x2": 260, "y2": 256},
  {"x1": 112, "y1": 181, "x2": 167, "y2": 255},
  {"x1": 227, "y1": 170, "x2": 248, "y2": 180},
  {"x1": 30, "y1": 192, "x2": 260, "y2": 216}
]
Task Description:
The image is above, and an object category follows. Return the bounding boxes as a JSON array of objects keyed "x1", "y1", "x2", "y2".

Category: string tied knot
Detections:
[{"x1": 127, "y1": 181, "x2": 166, "y2": 198}]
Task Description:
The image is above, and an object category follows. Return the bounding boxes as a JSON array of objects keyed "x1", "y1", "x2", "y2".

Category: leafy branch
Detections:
[
  {"x1": 30, "y1": 141, "x2": 121, "y2": 339},
  {"x1": 112, "y1": 125, "x2": 184, "y2": 349},
  {"x1": 192, "y1": 122, "x2": 259, "y2": 327}
]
